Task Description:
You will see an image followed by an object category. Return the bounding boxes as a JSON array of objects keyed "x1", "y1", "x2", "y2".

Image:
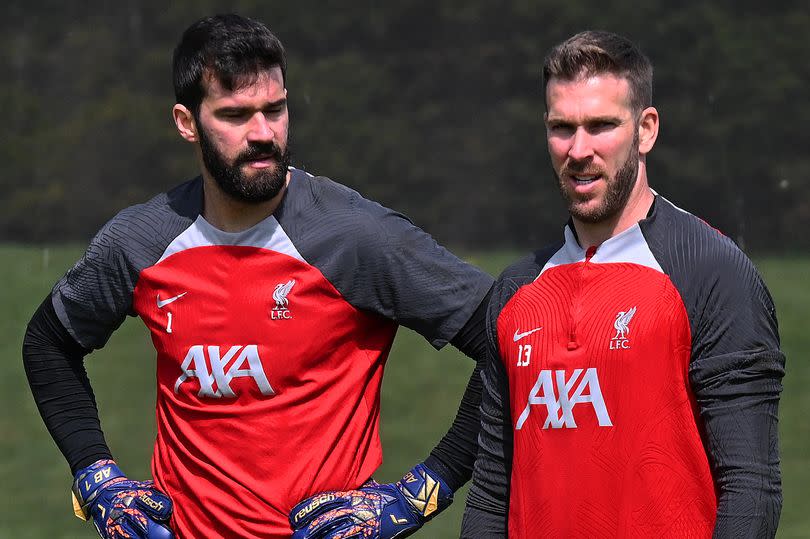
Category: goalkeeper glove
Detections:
[
  {"x1": 72, "y1": 459, "x2": 174, "y2": 539},
  {"x1": 289, "y1": 463, "x2": 453, "y2": 539}
]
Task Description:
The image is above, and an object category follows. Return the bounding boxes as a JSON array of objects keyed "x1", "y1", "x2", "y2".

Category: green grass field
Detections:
[{"x1": 1, "y1": 245, "x2": 806, "y2": 538}]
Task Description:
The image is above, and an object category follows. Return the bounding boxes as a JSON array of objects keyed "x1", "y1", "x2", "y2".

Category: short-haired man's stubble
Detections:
[{"x1": 556, "y1": 128, "x2": 640, "y2": 224}]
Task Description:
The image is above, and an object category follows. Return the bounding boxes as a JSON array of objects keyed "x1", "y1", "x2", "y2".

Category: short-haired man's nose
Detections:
[{"x1": 567, "y1": 128, "x2": 594, "y2": 161}]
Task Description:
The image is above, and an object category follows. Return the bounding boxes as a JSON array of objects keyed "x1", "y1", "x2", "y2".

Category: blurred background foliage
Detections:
[{"x1": 2, "y1": 1, "x2": 807, "y2": 252}]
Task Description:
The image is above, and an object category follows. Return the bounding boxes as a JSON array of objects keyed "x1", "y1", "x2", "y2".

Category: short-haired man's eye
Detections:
[{"x1": 548, "y1": 123, "x2": 574, "y2": 135}]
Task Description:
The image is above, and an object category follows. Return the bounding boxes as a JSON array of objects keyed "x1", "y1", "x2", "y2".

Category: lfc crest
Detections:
[
  {"x1": 271, "y1": 279, "x2": 296, "y2": 320},
  {"x1": 610, "y1": 306, "x2": 636, "y2": 349}
]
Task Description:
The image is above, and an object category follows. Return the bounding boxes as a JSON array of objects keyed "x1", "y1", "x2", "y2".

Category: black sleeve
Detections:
[
  {"x1": 648, "y1": 201, "x2": 785, "y2": 538},
  {"x1": 424, "y1": 289, "x2": 490, "y2": 491},
  {"x1": 686, "y1": 249, "x2": 785, "y2": 538},
  {"x1": 459, "y1": 344, "x2": 511, "y2": 537},
  {"x1": 693, "y1": 347, "x2": 784, "y2": 539},
  {"x1": 23, "y1": 296, "x2": 112, "y2": 474}
]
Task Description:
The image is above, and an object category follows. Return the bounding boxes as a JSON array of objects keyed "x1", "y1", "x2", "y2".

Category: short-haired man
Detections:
[
  {"x1": 23, "y1": 14, "x2": 492, "y2": 538},
  {"x1": 460, "y1": 31, "x2": 784, "y2": 538}
]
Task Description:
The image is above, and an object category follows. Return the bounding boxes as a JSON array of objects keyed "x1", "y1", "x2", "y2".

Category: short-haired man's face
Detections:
[
  {"x1": 545, "y1": 74, "x2": 640, "y2": 224},
  {"x1": 195, "y1": 66, "x2": 290, "y2": 203}
]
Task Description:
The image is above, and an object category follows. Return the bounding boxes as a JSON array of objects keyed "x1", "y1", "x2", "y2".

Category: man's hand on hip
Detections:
[
  {"x1": 289, "y1": 463, "x2": 453, "y2": 539},
  {"x1": 72, "y1": 459, "x2": 174, "y2": 539}
]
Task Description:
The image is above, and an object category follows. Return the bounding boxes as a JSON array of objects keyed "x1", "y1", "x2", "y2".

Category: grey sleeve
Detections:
[
  {"x1": 49, "y1": 187, "x2": 196, "y2": 350},
  {"x1": 688, "y1": 249, "x2": 785, "y2": 539},
  {"x1": 281, "y1": 176, "x2": 494, "y2": 349},
  {"x1": 51, "y1": 211, "x2": 141, "y2": 350},
  {"x1": 352, "y1": 207, "x2": 493, "y2": 347}
]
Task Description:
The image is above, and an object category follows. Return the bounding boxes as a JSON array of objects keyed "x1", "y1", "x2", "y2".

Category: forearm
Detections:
[
  {"x1": 461, "y1": 352, "x2": 510, "y2": 537},
  {"x1": 424, "y1": 291, "x2": 490, "y2": 490},
  {"x1": 425, "y1": 364, "x2": 483, "y2": 490},
  {"x1": 23, "y1": 296, "x2": 112, "y2": 473}
]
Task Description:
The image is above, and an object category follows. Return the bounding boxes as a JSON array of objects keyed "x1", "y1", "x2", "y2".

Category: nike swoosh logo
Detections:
[
  {"x1": 157, "y1": 292, "x2": 187, "y2": 308},
  {"x1": 513, "y1": 327, "x2": 543, "y2": 342}
]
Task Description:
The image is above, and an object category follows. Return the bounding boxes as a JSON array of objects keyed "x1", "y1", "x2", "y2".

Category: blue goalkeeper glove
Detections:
[
  {"x1": 289, "y1": 463, "x2": 453, "y2": 539},
  {"x1": 72, "y1": 459, "x2": 174, "y2": 539}
]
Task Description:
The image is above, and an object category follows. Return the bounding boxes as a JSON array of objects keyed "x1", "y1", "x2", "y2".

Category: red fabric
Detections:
[
  {"x1": 498, "y1": 260, "x2": 716, "y2": 538},
  {"x1": 133, "y1": 245, "x2": 395, "y2": 538}
]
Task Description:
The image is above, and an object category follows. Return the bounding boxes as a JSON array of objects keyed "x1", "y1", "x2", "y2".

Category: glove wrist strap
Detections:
[
  {"x1": 397, "y1": 463, "x2": 454, "y2": 523},
  {"x1": 71, "y1": 459, "x2": 126, "y2": 520}
]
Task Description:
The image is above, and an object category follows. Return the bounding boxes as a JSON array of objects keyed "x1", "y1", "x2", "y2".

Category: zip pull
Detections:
[{"x1": 567, "y1": 331, "x2": 578, "y2": 351}]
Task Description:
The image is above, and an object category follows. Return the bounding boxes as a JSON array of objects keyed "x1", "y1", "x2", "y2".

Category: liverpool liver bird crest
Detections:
[
  {"x1": 613, "y1": 306, "x2": 637, "y2": 340},
  {"x1": 273, "y1": 279, "x2": 296, "y2": 310}
]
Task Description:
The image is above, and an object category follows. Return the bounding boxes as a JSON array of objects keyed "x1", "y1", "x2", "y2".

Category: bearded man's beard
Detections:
[{"x1": 198, "y1": 123, "x2": 291, "y2": 204}]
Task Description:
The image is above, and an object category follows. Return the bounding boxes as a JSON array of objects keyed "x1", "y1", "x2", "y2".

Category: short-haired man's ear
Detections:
[
  {"x1": 173, "y1": 104, "x2": 198, "y2": 142},
  {"x1": 638, "y1": 106, "x2": 659, "y2": 155}
]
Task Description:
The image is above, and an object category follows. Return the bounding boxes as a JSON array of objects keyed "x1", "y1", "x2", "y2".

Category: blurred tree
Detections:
[{"x1": 0, "y1": 1, "x2": 806, "y2": 253}]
